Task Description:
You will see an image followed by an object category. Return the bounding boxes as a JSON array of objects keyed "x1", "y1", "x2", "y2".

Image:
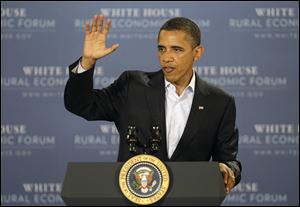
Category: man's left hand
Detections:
[{"x1": 219, "y1": 163, "x2": 235, "y2": 194}]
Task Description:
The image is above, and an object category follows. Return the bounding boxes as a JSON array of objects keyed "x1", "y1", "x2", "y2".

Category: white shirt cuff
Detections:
[
  {"x1": 77, "y1": 61, "x2": 88, "y2": 73},
  {"x1": 71, "y1": 61, "x2": 88, "y2": 74}
]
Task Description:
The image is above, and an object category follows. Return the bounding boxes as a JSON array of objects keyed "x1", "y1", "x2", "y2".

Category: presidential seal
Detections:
[{"x1": 119, "y1": 154, "x2": 170, "y2": 205}]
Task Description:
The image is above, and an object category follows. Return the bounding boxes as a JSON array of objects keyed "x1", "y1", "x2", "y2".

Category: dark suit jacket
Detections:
[{"x1": 64, "y1": 59, "x2": 242, "y2": 185}]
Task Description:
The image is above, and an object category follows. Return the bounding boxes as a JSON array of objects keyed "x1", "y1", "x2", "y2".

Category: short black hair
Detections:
[{"x1": 158, "y1": 17, "x2": 201, "y2": 47}]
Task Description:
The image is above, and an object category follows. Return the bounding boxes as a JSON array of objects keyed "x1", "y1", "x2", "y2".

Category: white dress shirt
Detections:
[
  {"x1": 165, "y1": 72, "x2": 195, "y2": 158},
  {"x1": 74, "y1": 62, "x2": 196, "y2": 158}
]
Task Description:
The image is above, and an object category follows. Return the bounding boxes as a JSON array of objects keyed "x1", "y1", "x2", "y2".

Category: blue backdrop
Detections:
[{"x1": 1, "y1": 1, "x2": 299, "y2": 206}]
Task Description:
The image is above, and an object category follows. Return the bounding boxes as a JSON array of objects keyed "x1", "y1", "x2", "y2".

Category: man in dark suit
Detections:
[{"x1": 64, "y1": 15, "x2": 241, "y2": 193}]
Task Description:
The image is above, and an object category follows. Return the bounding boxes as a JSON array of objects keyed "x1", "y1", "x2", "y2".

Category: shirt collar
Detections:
[{"x1": 164, "y1": 70, "x2": 196, "y2": 92}]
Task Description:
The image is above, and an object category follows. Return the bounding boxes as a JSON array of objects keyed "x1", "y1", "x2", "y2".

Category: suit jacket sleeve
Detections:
[
  {"x1": 212, "y1": 95, "x2": 242, "y2": 185},
  {"x1": 64, "y1": 58, "x2": 129, "y2": 121}
]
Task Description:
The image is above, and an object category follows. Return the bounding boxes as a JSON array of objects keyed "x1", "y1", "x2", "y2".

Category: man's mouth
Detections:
[{"x1": 163, "y1": 66, "x2": 176, "y2": 73}]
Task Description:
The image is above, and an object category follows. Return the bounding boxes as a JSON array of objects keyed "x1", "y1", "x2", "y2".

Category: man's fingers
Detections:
[
  {"x1": 225, "y1": 174, "x2": 235, "y2": 193},
  {"x1": 111, "y1": 43, "x2": 120, "y2": 51},
  {"x1": 103, "y1": 18, "x2": 112, "y2": 35},
  {"x1": 222, "y1": 170, "x2": 228, "y2": 185},
  {"x1": 90, "y1": 14, "x2": 110, "y2": 34},
  {"x1": 85, "y1": 20, "x2": 90, "y2": 34},
  {"x1": 91, "y1": 15, "x2": 98, "y2": 32},
  {"x1": 101, "y1": 44, "x2": 119, "y2": 57},
  {"x1": 219, "y1": 163, "x2": 236, "y2": 193},
  {"x1": 97, "y1": 14, "x2": 104, "y2": 32},
  {"x1": 229, "y1": 174, "x2": 235, "y2": 188},
  {"x1": 107, "y1": 44, "x2": 120, "y2": 54}
]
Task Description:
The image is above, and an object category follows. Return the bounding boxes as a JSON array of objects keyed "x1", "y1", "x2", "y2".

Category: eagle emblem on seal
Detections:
[{"x1": 132, "y1": 167, "x2": 157, "y2": 193}]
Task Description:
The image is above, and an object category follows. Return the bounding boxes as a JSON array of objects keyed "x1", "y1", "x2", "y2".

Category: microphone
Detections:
[
  {"x1": 150, "y1": 125, "x2": 161, "y2": 153},
  {"x1": 126, "y1": 126, "x2": 138, "y2": 154},
  {"x1": 126, "y1": 125, "x2": 161, "y2": 155}
]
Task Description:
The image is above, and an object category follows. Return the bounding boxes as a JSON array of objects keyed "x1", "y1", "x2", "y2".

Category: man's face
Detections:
[{"x1": 157, "y1": 30, "x2": 203, "y2": 87}]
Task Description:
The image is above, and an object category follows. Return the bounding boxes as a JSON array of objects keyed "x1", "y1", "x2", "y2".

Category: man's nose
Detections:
[{"x1": 162, "y1": 52, "x2": 174, "y2": 62}]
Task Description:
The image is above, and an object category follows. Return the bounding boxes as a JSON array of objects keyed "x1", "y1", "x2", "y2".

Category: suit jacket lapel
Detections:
[
  {"x1": 144, "y1": 71, "x2": 169, "y2": 160},
  {"x1": 170, "y1": 74, "x2": 210, "y2": 161}
]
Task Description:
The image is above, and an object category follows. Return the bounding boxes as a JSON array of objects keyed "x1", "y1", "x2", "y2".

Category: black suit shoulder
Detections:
[{"x1": 196, "y1": 74, "x2": 235, "y2": 101}]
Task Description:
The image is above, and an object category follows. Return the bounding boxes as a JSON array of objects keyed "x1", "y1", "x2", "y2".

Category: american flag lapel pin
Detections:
[{"x1": 198, "y1": 105, "x2": 204, "y2": 110}]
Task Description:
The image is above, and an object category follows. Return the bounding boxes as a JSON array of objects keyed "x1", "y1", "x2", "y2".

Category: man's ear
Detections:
[{"x1": 193, "y1": 45, "x2": 205, "y2": 61}]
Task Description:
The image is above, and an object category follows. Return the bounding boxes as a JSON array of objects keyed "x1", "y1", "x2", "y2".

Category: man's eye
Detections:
[
  {"x1": 174, "y1": 48, "x2": 182, "y2": 52},
  {"x1": 158, "y1": 48, "x2": 164, "y2": 52}
]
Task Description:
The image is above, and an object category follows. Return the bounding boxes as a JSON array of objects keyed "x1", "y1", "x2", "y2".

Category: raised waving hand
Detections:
[{"x1": 81, "y1": 14, "x2": 119, "y2": 69}]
